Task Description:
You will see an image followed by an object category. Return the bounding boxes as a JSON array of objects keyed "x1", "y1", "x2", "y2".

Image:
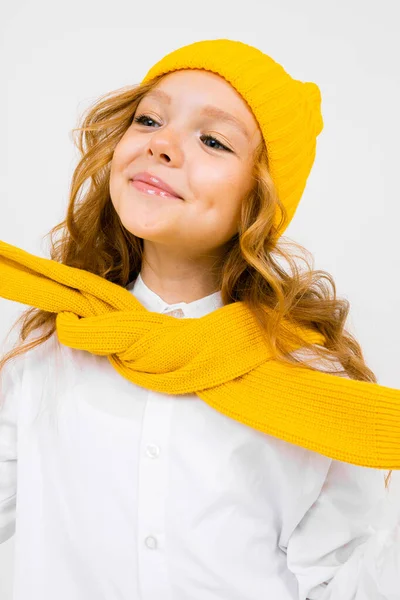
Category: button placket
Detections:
[{"x1": 137, "y1": 391, "x2": 174, "y2": 595}]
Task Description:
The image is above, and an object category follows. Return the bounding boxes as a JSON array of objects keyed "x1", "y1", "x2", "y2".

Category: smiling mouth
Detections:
[{"x1": 130, "y1": 179, "x2": 182, "y2": 199}]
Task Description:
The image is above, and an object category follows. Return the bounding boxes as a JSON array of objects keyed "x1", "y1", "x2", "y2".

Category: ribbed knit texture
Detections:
[
  {"x1": 141, "y1": 38, "x2": 324, "y2": 238},
  {"x1": 1, "y1": 240, "x2": 399, "y2": 469}
]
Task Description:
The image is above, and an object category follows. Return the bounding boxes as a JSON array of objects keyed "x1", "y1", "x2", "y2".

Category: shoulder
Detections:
[{"x1": 1, "y1": 325, "x2": 66, "y2": 384}]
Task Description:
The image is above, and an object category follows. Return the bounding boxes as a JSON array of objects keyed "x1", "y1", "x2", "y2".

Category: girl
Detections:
[{"x1": 0, "y1": 38, "x2": 399, "y2": 600}]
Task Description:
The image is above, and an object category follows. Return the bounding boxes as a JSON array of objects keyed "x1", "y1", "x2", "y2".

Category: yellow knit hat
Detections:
[{"x1": 140, "y1": 38, "x2": 324, "y2": 238}]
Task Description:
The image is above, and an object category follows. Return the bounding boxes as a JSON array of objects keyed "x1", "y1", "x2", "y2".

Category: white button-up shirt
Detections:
[{"x1": 1, "y1": 273, "x2": 399, "y2": 600}]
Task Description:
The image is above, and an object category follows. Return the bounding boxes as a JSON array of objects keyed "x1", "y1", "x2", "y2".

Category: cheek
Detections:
[
  {"x1": 110, "y1": 144, "x2": 123, "y2": 184},
  {"x1": 190, "y1": 160, "x2": 244, "y2": 202},
  {"x1": 109, "y1": 139, "x2": 137, "y2": 198},
  {"x1": 195, "y1": 160, "x2": 249, "y2": 210},
  {"x1": 111, "y1": 132, "x2": 142, "y2": 174},
  {"x1": 111, "y1": 139, "x2": 130, "y2": 172},
  {"x1": 189, "y1": 173, "x2": 245, "y2": 238}
]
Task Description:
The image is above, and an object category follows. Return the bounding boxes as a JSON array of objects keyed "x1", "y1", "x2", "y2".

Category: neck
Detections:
[{"x1": 139, "y1": 243, "x2": 222, "y2": 304}]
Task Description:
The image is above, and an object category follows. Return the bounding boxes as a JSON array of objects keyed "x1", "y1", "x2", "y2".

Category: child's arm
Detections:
[
  {"x1": 281, "y1": 346, "x2": 400, "y2": 598},
  {"x1": 284, "y1": 456, "x2": 400, "y2": 599},
  {"x1": 0, "y1": 357, "x2": 20, "y2": 544}
]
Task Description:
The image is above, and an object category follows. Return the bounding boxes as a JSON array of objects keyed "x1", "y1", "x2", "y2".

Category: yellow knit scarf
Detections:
[{"x1": 1, "y1": 240, "x2": 399, "y2": 469}]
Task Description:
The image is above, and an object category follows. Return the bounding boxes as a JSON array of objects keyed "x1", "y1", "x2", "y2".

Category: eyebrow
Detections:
[{"x1": 142, "y1": 88, "x2": 251, "y2": 142}]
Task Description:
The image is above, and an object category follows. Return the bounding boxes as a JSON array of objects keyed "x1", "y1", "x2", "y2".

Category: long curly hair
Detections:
[{"x1": 0, "y1": 72, "x2": 392, "y2": 489}]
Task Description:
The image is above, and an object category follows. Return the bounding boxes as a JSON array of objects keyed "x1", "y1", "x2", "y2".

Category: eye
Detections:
[
  {"x1": 132, "y1": 113, "x2": 232, "y2": 153},
  {"x1": 133, "y1": 114, "x2": 160, "y2": 128},
  {"x1": 200, "y1": 135, "x2": 232, "y2": 152}
]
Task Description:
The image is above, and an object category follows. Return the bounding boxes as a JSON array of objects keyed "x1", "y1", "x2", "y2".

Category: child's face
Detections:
[{"x1": 109, "y1": 69, "x2": 262, "y2": 261}]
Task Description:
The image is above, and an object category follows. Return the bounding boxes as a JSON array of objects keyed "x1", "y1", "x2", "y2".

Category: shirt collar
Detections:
[{"x1": 126, "y1": 273, "x2": 224, "y2": 318}]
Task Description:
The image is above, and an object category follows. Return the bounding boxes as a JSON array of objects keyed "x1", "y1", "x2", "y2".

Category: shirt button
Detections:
[
  {"x1": 145, "y1": 535, "x2": 158, "y2": 549},
  {"x1": 146, "y1": 443, "x2": 160, "y2": 458},
  {"x1": 164, "y1": 308, "x2": 184, "y2": 318}
]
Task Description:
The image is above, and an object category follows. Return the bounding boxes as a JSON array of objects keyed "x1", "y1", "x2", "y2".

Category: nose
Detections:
[{"x1": 145, "y1": 126, "x2": 184, "y2": 165}]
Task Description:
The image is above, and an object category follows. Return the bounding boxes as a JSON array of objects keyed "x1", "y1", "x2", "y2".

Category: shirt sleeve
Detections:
[
  {"x1": 285, "y1": 457, "x2": 400, "y2": 599},
  {"x1": 0, "y1": 357, "x2": 20, "y2": 544},
  {"x1": 285, "y1": 346, "x2": 400, "y2": 599}
]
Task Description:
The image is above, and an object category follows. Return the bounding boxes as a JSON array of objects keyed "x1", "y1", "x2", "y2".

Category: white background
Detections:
[{"x1": 1, "y1": 0, "x2": 399, "y2": 597}]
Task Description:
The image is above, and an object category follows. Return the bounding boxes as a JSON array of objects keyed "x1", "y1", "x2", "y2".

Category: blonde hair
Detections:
[{"x1": 1, "y1": 73, "x2": 392, "y2": 489}]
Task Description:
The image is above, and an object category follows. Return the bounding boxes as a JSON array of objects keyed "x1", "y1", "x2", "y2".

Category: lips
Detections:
[{"x1": 130, "y1": 171, "x2": 182, "y2": 199}]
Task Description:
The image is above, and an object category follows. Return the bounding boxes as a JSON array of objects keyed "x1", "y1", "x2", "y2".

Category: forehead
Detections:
[{"x1": 143, "y1": 69, "x2": 262, "y2": 143}]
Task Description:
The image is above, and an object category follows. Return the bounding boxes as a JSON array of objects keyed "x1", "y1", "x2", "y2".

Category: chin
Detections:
[{"x1": 119, "y1": 219, "x2": 170, "y2": 243}]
